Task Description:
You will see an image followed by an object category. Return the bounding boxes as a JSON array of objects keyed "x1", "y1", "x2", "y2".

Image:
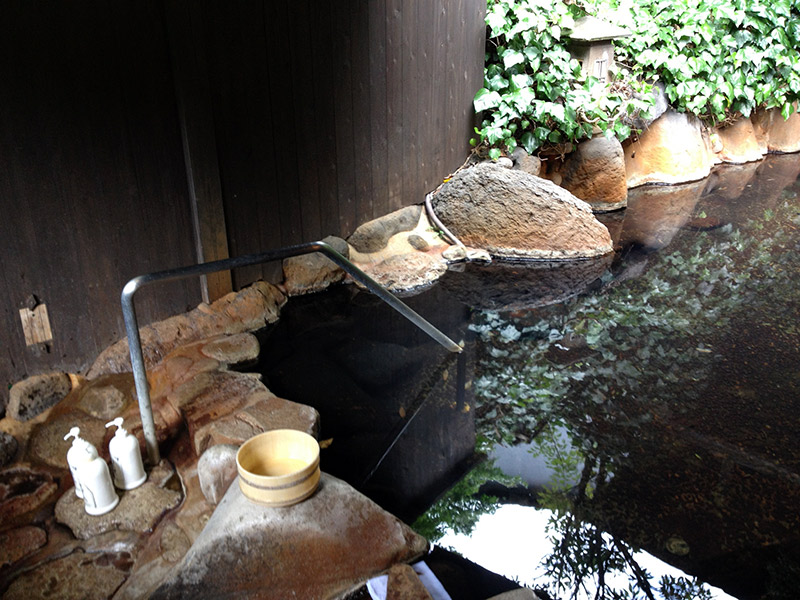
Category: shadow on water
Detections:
[{"x1": 259, "y1": 153, "x2": 800, "y2": 600}]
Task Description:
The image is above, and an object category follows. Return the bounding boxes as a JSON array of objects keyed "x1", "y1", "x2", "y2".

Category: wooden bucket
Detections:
[{"x1": 236, "y1": 429, "x2": 320, "y2": 507}]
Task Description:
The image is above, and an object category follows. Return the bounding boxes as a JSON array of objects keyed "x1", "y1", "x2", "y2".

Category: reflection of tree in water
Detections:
[
  {"x1": 536, "y1": 421, "x2": 712, "y2": 600},
  {"x1": 416, "y1": 184, "x2": 800, "y2": 598}
]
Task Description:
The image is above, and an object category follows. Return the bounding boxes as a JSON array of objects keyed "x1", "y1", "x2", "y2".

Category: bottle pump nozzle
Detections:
[{"x1": 105, "y1": 417, "x2": 125, "y2": 433}]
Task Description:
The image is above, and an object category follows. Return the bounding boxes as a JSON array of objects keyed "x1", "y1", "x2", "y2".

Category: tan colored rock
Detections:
[
  {"x1": 167, "y1": 370, "x2": 265, "y2": 450},
  {"x1": 8, "y1": 372, "x2": 72, "y2": 422},
  {"x1": 624, "y1": 109, "x2": 716, "y2": 187},
  {"x1": 158, "y1": 521, "x2": 192, "y2": 563},
  {"x1": 386, "y1": 563, "x2": 434, "y2": 600},
  {"x1": 28, "y1": 411, "x2": 106, "y2": 470},
  {"x1": 54, "y1": 463, "x2": 183, "y2": 540},
  {"x1": 511, "y1": 147, "x2": 542, "y2": 177},
  {"x1": 3, "y1": 549, "x2": 132, "y2": 600},
  {"x1": 357, "y1": 252, "x2": 448, "y2": 294},
  {"x1": 561, "y1": 135, "x2": 628, "y2": 212},
  {"x1": 348, "y1": 206, "x2": 423, "y2": 253},
  {"x1": 715, "y1": 118, "x2": 764, "y2": 164},
  {"x1": 152, "y1": 473, "x2": 428, "y2": 600},
  {"x1": 751, "y1": 106, "x2": 800, "y2": 153},
  {"x1": 199, "y1": 332, "x2": 260, "y2": 367},
  {"x1": 0, "y1": 525, "x2": 47, "y2": 568},
  {"x1": 192, "y1": 390, "x2": 320, "y2": 456},
  {"x1": 487, "y1": 590, "x2": 540, "y2": 600},
  {"x1": 87, "y1": 281, "x2": 286, "y2": 378},
  {"x1": 282, "y1": 235, "x2": 350, "y2": 296},
  {"x1": 349, "y1": 210, "x2": 451, "y2": 292},
  {"x1": 431, "y1": 162, "x2": 612, "y2": 260}
]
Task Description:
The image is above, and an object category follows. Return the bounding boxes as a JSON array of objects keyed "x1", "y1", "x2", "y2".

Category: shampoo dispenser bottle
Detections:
[
  {"x1": 64, "y1": 427, "x2": 93, "y2": 499},
  {"x1": 65, "y1": 427, "x2": 119, "y2": 515},
  {"x1": 105, "y1": 417, "x2": 146, "y2": 490}
]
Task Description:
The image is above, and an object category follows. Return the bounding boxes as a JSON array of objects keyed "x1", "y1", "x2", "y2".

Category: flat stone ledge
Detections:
[{"x1": 152, "y1": 472, "x2": 428, "y2": 600}]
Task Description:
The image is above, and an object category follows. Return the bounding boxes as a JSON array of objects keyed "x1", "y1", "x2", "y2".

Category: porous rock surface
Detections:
[
  {"x1": 430, "y1": 162, "x2": 613, "y2": 260},
  {"x1": 8, "y1": 372, "x2": 72, "y2": 422},
  {"x1": 282, "y1": 235, "x2": 351, "y2": 296},
  {"x1": 87, "y1": 281, "x2": 286, "y2": 378},
  {"x1": 55, "y1": 461, "x2": 183, "y2": 540},
  {"x1": 348, "y1": 205, "x2": 423, "y2": 253},
  {"x1": 3, "y1": 549, "x2": 133, "y2": 600},
  {"x1": 386, "y1": 563, "x2": 434, "y2": 600},
  {"x1": 152, "y1": 473, "x2": 428, "y2": 600}
]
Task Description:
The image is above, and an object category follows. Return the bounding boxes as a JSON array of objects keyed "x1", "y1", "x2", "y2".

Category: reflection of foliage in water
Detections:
[
  {"x1": 411, "y1": 459, "x2": 521, "y2": 543},
  {"x1": 436, "y1": 190, "x2": 800, "y2": 598},
  {"x1": 471, "y1": 196, "x2": 800, "y2": 449}
]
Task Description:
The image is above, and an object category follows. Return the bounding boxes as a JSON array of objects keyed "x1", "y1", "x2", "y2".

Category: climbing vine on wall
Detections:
[
  {"x1": 603, "y1": 0, "x2": 800, "y2": 124},
  {"x1": 474, "y1": 0, "x2": 653, "y2": 160},
  {"x1": 475, "y1": 0, "x2": 800, "y2": 157}
]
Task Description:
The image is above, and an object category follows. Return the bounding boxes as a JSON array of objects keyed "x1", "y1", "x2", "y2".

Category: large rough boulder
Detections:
[
  {"x1": 624, "y1": 109, "x2": 717, "y2": 187},
  {"x1": 430, "y1": 162, "x2": 612, "y2": 260},
  {"x1": 152, "y1": 473, "x2": 428, "y2": 599},
  {"x1": 87, "y1": 282, "x2": 286, "y2": 378},
  {"x1": 560, "y1": 135, "x2": 628, "y2": 212}
]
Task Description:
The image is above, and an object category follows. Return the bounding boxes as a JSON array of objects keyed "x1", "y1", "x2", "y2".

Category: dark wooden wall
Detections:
[
  {"x1": 174, "y1": 0, "x2": 486, "y2": 287},
  {"x1": 0, "y1": 0, "x2": 486, "y2": 411},
  {"x1": 0, "y1": 0, "x2": 199, "y2": 409}
]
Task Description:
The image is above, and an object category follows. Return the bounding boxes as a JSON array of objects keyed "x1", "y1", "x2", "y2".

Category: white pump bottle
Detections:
[
  {"x1": 64, "y1": 427, "x2": 119, "y2": 515},
  {"x1": 64, "y1": 427, "x2": 93, "y2": 499},
  {"x1": 105, "y1": 417, "x2": 146, "y2": 490}
]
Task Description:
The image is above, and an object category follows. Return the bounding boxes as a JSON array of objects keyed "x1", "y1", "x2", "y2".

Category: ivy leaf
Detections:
[
  {"x1": 474, "y1": 88, "x2": 502, "y2": 113},
  {"x1": 502, "y1": 48, "x2": 526, "y2": 70},
  {"x1": 520, "y1": 131, "x2": 536, "y2": 154}
]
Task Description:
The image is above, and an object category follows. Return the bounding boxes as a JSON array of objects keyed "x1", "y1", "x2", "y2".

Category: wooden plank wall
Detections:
[
  {"x1": 0, "y1": 1, "x2": 201, "y2": 407},
  {"x1": 0, "y1": 0, "x2": 485, "y2": 410},
  {"x1": 188, "y1": 0, "x2": 487, "y2": 288}
]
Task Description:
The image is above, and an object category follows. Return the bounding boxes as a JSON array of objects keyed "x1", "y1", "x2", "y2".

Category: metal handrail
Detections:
[{"x1": 122, "y1": 240, "x2": 462, "y2": 465}]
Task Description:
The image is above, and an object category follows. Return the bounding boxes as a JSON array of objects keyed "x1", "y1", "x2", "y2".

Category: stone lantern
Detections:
[{"x1": 567, "y1": 16, "x2": 630, "y2": 83}]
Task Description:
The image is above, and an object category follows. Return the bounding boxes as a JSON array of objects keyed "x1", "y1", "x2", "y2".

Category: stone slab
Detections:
[
  {"x1": 152, "y1": 473, "x2": 428, "y2": 600},
  {"x1": 55, "y1": 462, "x2": 183, "y2": 540}
]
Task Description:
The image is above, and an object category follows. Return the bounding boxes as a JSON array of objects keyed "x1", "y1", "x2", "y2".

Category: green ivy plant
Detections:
[
  {"x1": 476, "y1": 0, "x2": 800, "y2": 158},
  {"x1": 601, "y1": 0, "x2": 800, "y2": 124},
  {"x1": 474, "y1": 0, "x2": 654, "y2": 159}
]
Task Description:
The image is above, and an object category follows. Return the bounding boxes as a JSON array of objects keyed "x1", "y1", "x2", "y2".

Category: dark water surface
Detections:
[{"x1": 260, "y1": 154, "x2": 800, "y2": 600}]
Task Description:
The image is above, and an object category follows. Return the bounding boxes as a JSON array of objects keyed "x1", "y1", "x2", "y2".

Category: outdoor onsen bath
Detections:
[{"x1": 2, "y1": 152, "x2": 799, "y2": 599}]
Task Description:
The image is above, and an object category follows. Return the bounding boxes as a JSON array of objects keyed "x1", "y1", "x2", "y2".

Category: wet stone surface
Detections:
[
  {"x1": 0, "y1": 525, "x2": 47, "y2": 568},
  {"x1": 55, "y1": 463, "x2": 183, "y2": 540},
  {"x1": 0, "y1": 467, "x2": 58, "y2": 530},
  {"x1": 3, "y1": 549, "x2": 133, "y2": 600}
]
